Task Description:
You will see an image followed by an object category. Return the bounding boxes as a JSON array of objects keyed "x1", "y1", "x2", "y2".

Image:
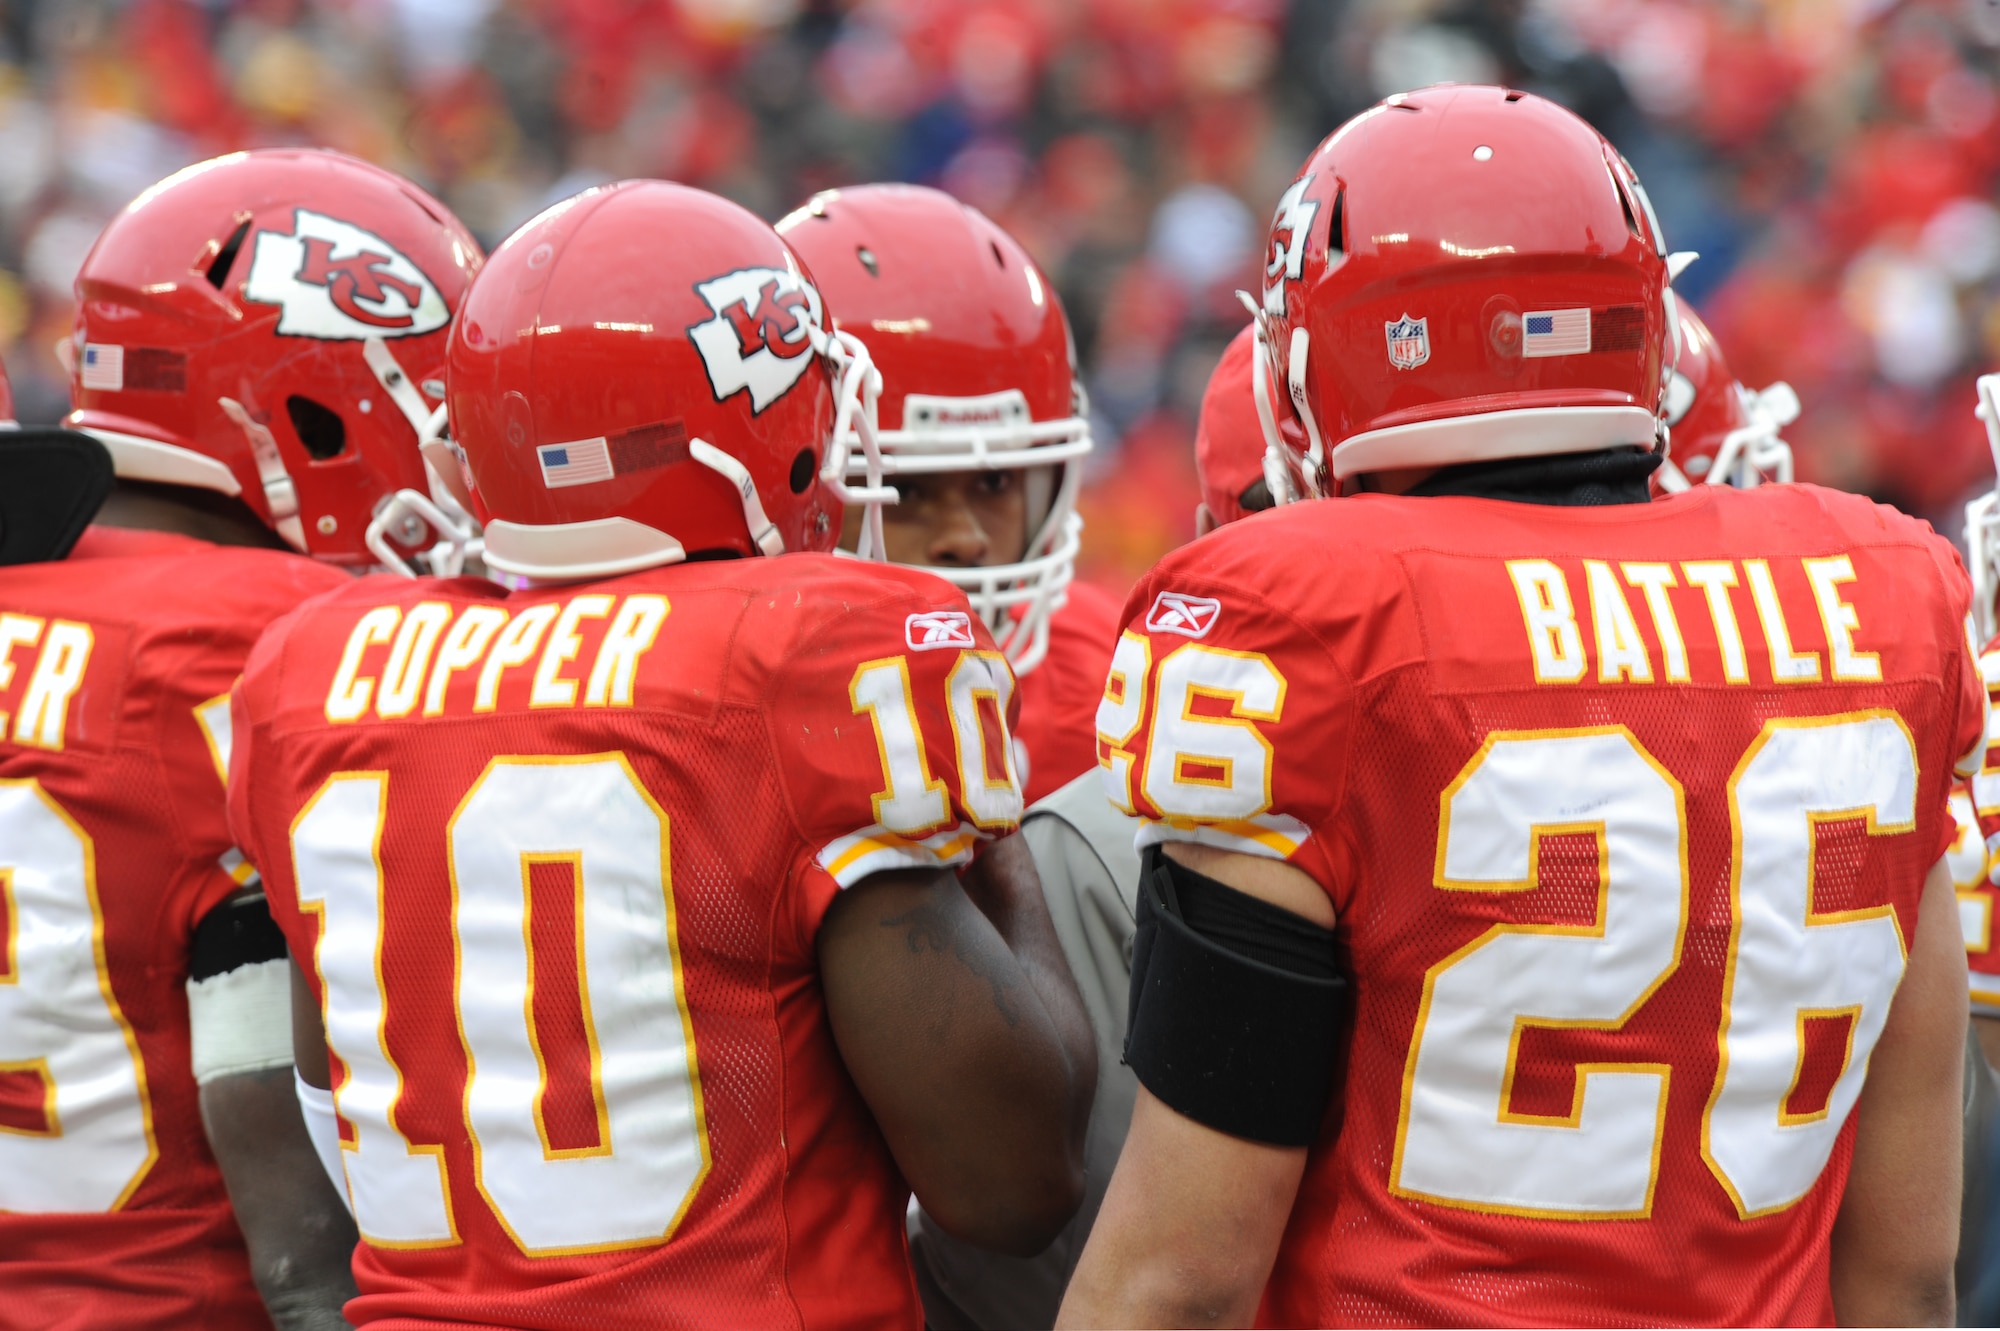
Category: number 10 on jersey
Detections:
[{"x1": 291, "y1": 755, "x2": 709, "y2": 1257}]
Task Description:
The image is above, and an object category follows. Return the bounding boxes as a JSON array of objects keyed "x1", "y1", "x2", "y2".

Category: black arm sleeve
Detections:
[
  {"x1": 1123, "y1": 846, "x2": 1348, "y2": 1147},
  {"x1": 189, "y1": 893, "x2": 288, "y2": 983}
]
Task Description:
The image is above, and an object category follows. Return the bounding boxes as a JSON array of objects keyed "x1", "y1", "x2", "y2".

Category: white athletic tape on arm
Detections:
[
  {"x1": 186, "y1": 957, "x2": 292, "y2": 1086},
  {"x1": 295, "y1": 1071, "x2": 353, "y2": 1217}
]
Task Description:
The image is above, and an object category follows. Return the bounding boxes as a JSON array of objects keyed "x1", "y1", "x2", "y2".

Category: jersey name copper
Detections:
[
  {"x1": 1507, "y1": 555, "x2": 1880, "y2": 687},
  {"x1": 0, "y1": 611, "x2": 95, "y2": 751},
  {"x1": 322, "y1": 594, "x2": 670, "y2": 723}
]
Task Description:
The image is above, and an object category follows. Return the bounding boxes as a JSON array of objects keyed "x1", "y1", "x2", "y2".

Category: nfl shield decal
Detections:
[{"x1": 1385, "y1": 314, "x2": 1430, "y2": 370}]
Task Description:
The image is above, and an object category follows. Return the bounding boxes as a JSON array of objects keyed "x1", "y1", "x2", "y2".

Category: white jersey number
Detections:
[
  {"x1": 0, "y1": 780, "x2": 154, "y2": 1212},
  {"x1": 293, "y1": 756, "x2": 707, "y2": 1256},
  {"x1": 1398, "y1": 714, "x2": 1917, "y2": 1220}
]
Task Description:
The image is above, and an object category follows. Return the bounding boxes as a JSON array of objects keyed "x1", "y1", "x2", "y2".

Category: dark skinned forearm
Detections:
[
  {"x1": 822, "y1": 865, "x2": 1087, "y2": 1253},
  {"x1": 200, "y1": 1066, "x2": 358, "y2": 1331},
  {"x1": 958, "y1": 832, "x2": 1099, "y2": 1159}
]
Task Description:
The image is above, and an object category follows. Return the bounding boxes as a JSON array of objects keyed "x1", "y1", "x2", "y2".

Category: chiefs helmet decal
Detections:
[
  {"x1": 1263, "y1": 175, "x2": 1319, "y2": 314},
  {"x1": 687, "y1": 266, "x2": 826, "y2": 412},
  {"x1": 243, "y1": 208, "x2": 450, "y2": 340}
]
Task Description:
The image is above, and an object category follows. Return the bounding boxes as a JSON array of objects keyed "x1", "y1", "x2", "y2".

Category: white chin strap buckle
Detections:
[
  {"x1": 366, "y1": 488, "x2": 479, "y2": 577},
  {"x1": 217, "y1": 396, "x2": 308, "y2": 552}
]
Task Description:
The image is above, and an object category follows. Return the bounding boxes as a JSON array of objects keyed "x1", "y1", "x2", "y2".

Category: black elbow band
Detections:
[
  {"x1": 1124, "y1": 846, "x2": 1347, "y2": 1147},
  {"x1": 189, "y1": 893, "x2": 288, "y2": 983}
]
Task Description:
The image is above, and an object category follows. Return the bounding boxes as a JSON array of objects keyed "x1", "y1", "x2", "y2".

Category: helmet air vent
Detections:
[
  {"x1": 856, "y1": 246, "x2": 879, "y2": 277},
  {"x1": 1328, "y1": 186, "x2": 1347, "y2": 259},
  {"x1": 1504, "y1": 89, "x2": 1526, "y2": 102},
  {"x1": 204, "y1": 218, "x2": 253, "y2": 290},
  {"x1": 990, "y1": 239, "x2": 1005, "y2": 269},
  {"x1": 286, "y1": 395, "x2": 348, "y2": 460}
]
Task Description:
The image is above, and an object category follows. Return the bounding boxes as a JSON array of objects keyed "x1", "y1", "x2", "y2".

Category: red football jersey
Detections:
[
  {"x1": 1013, "y1": 580, "x2": 1119, "y2": 807},
  {"x1": 1102, "y1": 483, "x2": 1984, "y2": 1327},
  {"x1": 227, "y1": 556, "x2": 1025, "y2": 1331},
  {"x1": 0, "y1": 527, "x2": 347, "y2": 1330},
  {"x1": 1960, "y1": 636, "x2": 2000, "y2": 1016}
]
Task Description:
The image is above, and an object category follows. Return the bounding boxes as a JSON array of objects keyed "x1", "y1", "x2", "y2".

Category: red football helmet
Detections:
[
  {"x1": 1652, "y1": 297, "x2": 1798, "y2": 495},
  {"x1": 449, "y1": 180, "x2": 882, "y2": 581},
  {"x1": 65, "y1": 148, "x2": 485, "y2": 571},
  {"x1": 1197, "y1": 322, "x2": 1289, "y2": 528},
  {"x1": 1253, "y1": 85, "x2": 1674, "y2": 497},
  {"x1": 775, "y1": 183, "x2": 1089, "y2": 671}
]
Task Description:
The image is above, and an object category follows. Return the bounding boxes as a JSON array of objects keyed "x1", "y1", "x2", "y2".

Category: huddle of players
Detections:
[{"x1": 0, "y1": 82, "x2": 1987, "y2": 1330}]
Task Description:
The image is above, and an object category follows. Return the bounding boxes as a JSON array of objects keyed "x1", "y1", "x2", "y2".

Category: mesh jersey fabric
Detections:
[
  {"x1": 1108, "y1": 482, "x2": 1985, "y2": 1328},
  {"x1": 0, "y1": 525, "x2": 348, "y2": 1331},
  {"x1": 1013, "y1": 579, "x2": 1119, "y2": 807},
  {"x1": 1962, "y1": 637, "x2": 2000, "y2": 1016},
  {"x1": 227, "y1": 554, "x2": 1024, "y2": 1331}
]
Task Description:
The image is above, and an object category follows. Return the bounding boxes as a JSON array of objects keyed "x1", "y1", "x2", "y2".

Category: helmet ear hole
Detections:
[
  {"x1": 789, "y1": 448, "x2": 816, "y2": 494},
  {"x1": 286, "y1": 395, "x2": 347, "y2": 459}
]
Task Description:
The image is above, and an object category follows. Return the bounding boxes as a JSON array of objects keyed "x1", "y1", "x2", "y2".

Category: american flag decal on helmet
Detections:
[
  {"x1": 906, "y1": 611, "x2": 976, "y2": 651},
  {"x1": 1145, "y1": 591, "x2": 1222, "y2": 638}
]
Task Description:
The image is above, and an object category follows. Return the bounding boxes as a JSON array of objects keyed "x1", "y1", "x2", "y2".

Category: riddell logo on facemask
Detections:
[
  {"x1": 243, "y1": 209, "x2": 449, "y2": 340},
  {"x1": 687, "y1": 267, "x2": 825, "y2": 413}
]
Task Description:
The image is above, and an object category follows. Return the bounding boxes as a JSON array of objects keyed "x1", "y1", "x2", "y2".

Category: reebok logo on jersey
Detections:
[
  {"x1": 1146, "y1": 591, "x2": 1221, "y2": 638},
  {"x1": 906, "y1": 611, "x2": 977, "y2": 651},
  {"x1": 687, "y1": 266, "x2": 825, "y2": 413},
  {"x1": 243, "y1": 209, "x2": 449, "y2": 340}
]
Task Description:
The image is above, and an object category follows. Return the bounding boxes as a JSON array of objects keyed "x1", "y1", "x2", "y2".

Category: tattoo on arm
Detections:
[{"x1": 883, "y1": 897, "x2": 1023, "y2": 1027}]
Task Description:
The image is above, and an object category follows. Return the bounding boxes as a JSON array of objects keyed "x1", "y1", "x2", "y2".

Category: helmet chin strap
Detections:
[
  {"x1": 216, "y1": 396, "x2": 308, "y2": 552},
  {"x1": 690, "y1": 439, "x2": 786, "y2": 557},
  {"x1": 1286, "y1": 327, "x2": 1330, "y2": 499},
  {"x1": 361, "y1": 336, "x2": 482, "y2": 576},
  {"x1": 366, "y1": 488, "x2": 478, "y2": 577},
  {"x1": 1234, "y1": 288, "x2": 1302, "y2": 507},
  {"x1": 821, "y1": 327, "x2": 896, "y2": 560}
]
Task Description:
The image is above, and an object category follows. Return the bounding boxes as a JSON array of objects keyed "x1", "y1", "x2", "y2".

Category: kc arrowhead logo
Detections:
[
  {"x1": 687, "y1": 266, "x2": 826, "y2": 413},
  {"x1": 1145, "y1": 591, "x2": 1222, "y2": 638},
  {"x1": 243, "y1": 209, "x2": 448, "y2": 340}
]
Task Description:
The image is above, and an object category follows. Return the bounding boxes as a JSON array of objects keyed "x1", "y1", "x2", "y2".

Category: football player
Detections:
[
  {"x1": 898, "y1": 324, "x2": 1288, "y2": 1329},
  {"x1": 0, "y1": 148, "x2": 482, "y2": 1329},
  {"x1": 226, "y1": 179, "x2": 1095, "y2": 1330},
  {"x1": 776, "y1": 184, "x2": 1117, "y2": 807},
  {"x1": 1061, "y1": 85, "x2": 1978, "y2": 1327},
  {"x1": 1649, "y1": 296, "x2": 1799, "y2": 495}
]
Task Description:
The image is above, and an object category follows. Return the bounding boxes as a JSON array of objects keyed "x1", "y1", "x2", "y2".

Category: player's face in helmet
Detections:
[
  {"x1": 778, "y1": 183, "x2": 1086, "y2": 673},
  {"x1": 838, "y1": 466, "x2": 1033, "y2": 567}
]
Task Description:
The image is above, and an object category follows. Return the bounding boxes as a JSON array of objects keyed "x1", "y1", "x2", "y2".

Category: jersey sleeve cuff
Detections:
[
  {"x1": 816, "y1": 821, "x2": 985, "y2": 889},
  {"x1": 1135, "y1": 813, "x2": 1313, "y2": 862},
  {"x1": 1973, "y1": 971, "x2": 2000, "y2": 1020}
]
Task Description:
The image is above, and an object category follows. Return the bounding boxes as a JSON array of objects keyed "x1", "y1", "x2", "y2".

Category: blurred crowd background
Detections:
[{"x1": 4, "y1": 0, "x2": 2000, "y2": 594}]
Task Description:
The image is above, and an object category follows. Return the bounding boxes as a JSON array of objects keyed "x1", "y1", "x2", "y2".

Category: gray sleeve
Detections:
[{"x1": 909, "y1": 773, "x2": 1141, "y2": 1330}]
